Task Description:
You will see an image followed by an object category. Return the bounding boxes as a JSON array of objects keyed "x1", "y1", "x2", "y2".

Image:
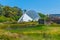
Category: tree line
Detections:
[
  {"x1": 0, "y1": 4, "x2": 23, "y2": 22},
  {"x1": 0, "y1": 4, "x2": 46, "y2": 22}
]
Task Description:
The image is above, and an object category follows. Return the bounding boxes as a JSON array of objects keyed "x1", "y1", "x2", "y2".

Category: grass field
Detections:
[{"x1": 0, "y1": 24, "x2": 60, "y2": 40}]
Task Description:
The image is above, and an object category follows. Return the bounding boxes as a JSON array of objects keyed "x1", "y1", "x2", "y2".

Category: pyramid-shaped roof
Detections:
[
  {"x1": 18, "y1": 10, "x2": 40, "y2": 22},
  {"x1": 26, "y1": 10, "x2": 40, "y2": 20}
]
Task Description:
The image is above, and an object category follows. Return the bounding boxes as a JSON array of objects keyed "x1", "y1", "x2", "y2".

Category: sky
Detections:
[{"x1": 0, "y1": 0, "x2": 60, "y2": 14}]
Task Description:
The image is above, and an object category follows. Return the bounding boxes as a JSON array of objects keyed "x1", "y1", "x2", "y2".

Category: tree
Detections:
[
  {"x1": 0, "y1": 4, "x2": 25, "y2": 22},
  {"x1": 3, "y1": 6, "x2": 12, "y2": 17},
  {"x1": 0, "y1": 4, "x2": 3, "y2": 15},
  {"x1": 11, "y1": 6, "x2": 23, "y2": 21},
  {"x1": 2, "y1": 6, "x2": 23, "y2": 21},
  {"x1": 38, "y1": 12, "x2": 46, "y2": 19},
  {"x1": 23, "y1": 9, "x2": 27, "y2": 13}
]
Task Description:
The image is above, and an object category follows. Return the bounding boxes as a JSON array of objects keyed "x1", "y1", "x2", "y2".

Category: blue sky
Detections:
[{"x1": 0, "y1": 0, "x2": 60, "y2": 14}]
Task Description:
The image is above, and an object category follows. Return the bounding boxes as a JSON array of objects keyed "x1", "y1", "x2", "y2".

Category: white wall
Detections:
[
  {"x1": 18, "y1": 13, "x2": 33, "y2": 22},
  {"x1": 23, "y1": 13, "x2": 33, "y2": 22}
]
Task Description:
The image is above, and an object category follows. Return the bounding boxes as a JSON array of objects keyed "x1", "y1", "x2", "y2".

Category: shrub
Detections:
[{"x1": 0, "y1": 16, "x2": 7, "y2": 22}]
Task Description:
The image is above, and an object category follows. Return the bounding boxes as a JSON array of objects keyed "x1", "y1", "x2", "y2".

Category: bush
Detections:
[
  {"x1": 0, "y1": 22, "x2": 39, "y2": 29},
  {"x1": 0, "y1": 16, "x2": 7, "y2": 22}
]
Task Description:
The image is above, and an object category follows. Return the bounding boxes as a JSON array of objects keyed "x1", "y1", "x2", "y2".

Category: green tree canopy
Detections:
[
  {"x1": 0, "y1": 4, "x2": 23, "y2": 22},
  {"x1": 38, "y1": 12, "x2": 46, "y2": 19}
]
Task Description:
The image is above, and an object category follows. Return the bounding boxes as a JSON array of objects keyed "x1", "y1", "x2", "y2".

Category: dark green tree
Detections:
[{"x1": 38, "y1": 12, "x2": 46, "y2": 19}]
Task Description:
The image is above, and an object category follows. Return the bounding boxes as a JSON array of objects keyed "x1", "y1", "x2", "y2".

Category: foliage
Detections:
[
  {"x1": 38, "y1": 12, "x2": 46, "y2": 19},
  {"x1": 0, "y1": 22, "x2": 38, "y2": 29},
  {"x1": 0, "y1": 4, "x2": 23, "y2": 22},
  {"x1": 0, "y1": 16, "x2": 7, "y2": 22}
]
